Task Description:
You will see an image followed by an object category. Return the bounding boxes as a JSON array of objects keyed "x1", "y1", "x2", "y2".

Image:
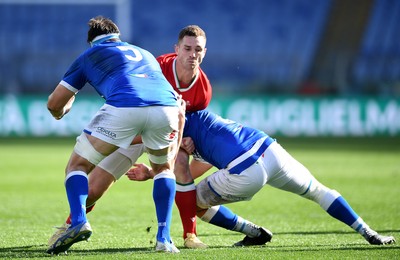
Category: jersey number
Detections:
[{"x1": 116, "y1": 46, "x2": 143, "y2": 62}]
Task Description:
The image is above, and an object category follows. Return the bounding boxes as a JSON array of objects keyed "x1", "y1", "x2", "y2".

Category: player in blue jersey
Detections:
[
  {"x1": 47, "y1": 24, "x2": 209, "y2": 250},
  {"x1": 128, "y1": 110, "x2": 396, "y2": 246},
  {"x1": 46, "y1": 16, "x2": 183, "y2": 254}
]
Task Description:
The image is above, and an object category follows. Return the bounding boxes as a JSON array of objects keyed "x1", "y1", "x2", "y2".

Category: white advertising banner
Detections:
[{"x1": 1, "y1": 95, "x2": 399, "y2": 137}]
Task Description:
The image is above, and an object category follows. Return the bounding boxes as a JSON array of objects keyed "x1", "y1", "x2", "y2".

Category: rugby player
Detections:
[
  {"x1": 128, "y1": 110, "x2": 396, "y2": 246},
  {"x1": 46, "y1": 16, "x2": 183, "y2": 254},
  {"x1": 48, "y1": 25, "x2": 211, "y2": 250}
]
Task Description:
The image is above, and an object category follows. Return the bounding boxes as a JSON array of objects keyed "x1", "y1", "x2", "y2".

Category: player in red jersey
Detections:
[
  {"x1": 48, "y1": 25, "x2": 212, "y2": 249},
  {"x1": 156, "y1": 26, "x2": 212, "y2": 248}
]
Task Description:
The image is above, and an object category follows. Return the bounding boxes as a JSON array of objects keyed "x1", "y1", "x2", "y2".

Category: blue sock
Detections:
[
  {"x1": 209, "y1": 205, "x2": 238, "y2": 230},
  {"x1": 201, "y1": 206, "x2": 261, "y2": 237},
  {"x1": 65, "y1": 171, "x2": 88, "y2": 227},
  {"x1": 326, "y1": 196, "x2": 359, "y2": 226},
  {"x1": 153, "y1": 172, "x2": 176, "y2": 243}
]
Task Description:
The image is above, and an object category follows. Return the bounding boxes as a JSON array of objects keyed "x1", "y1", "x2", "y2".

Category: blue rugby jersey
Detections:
[
  {"x1": 184, "y1": 110, "x2": 275, "y2": 173},
  {"x1": 60, "y1": 41, "x2": 178, "y2": 107}
]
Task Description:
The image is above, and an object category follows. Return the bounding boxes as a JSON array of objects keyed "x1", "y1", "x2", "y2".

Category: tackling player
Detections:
[
  {"x1": 128, "y1": 110, "x2": 396, "y2": 246},
  {"x1": 48, "y1": 25, "x2": 211, "y2": 249}
]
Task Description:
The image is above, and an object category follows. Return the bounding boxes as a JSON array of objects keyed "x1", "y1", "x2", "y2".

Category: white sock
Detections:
[{"x1": 233, "y1": 216, "x2": 261, "y2": 238}]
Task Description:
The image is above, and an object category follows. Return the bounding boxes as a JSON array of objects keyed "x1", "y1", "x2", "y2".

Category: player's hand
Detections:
[
  {"x1": 47, "y1": 86, "x2": 76, "y2": 120},
  {"x1": 181, "y1": 137, "x2": 195, "y2": 154},
  {"x1": 126, "y1": 163, "x2": 153, "y2": 181},
  {"x1": 57, "y1": 95, "x2": 75, "y2": 119}
]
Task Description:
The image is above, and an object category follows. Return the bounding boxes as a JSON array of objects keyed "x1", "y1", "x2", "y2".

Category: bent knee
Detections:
[{"x1": 302, "y1": 180, "x2": 331, "y2": 204}]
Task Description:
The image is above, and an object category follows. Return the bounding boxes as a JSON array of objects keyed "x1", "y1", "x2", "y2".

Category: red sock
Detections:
[
  {"x1": 175, "y1": 189, "x2": 197, "y2": 239},
  {"x1": 65, "y1": 204, "x2": 96, "y2": 225}
]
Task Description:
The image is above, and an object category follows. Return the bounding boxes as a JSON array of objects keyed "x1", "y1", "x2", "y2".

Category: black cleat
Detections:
[
  {"x1": 362, "y1": 229, "x2": 396, "y2": 245},
  {"x1": 233, "y1": 227, "x2": 273, "y2": 247}
]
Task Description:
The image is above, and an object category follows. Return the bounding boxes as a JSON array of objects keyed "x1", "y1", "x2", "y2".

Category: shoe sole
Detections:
[{"x1": 46, "y1": 230, "x2": 92, "y2": 255}]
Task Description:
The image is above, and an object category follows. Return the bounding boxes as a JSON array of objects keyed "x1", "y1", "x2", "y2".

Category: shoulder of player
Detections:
[
  {"x1": 156, "y1": 53, "x2": 176, "y2": 63},
  {"x1": 196, "y1": 68, "x2": 212, "y2": 88},
  {"x1": 197, "y1": 67, "x2": 210, "y2": 81}
]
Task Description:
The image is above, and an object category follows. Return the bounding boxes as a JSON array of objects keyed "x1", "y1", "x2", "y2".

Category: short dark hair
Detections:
[
  {"x1": 87, "y1": 16, "x2": 120, "y2": 43},
  {"x1": 178, "y1": 25, "x2": 206, "y2": 43}
]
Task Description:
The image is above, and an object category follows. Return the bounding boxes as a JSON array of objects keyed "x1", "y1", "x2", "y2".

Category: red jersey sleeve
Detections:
[{"x1": 157, "y1": 53, "x2": 212, "y2": 112}]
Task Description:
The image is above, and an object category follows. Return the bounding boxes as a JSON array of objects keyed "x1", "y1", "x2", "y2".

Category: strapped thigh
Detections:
[
  {"x1": 74, "y1": 133, "x2": 106, "y2": 165},
  {"x1": 97, "y1": 144, "x2": 145, "y2": 180}
]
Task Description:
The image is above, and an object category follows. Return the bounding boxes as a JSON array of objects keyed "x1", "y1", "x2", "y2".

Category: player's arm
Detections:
[
  {"x1": 189, "y1": 159, "x2": 213, "y2": 179},
  {"x1": 47, "y1": 84, "x2": 76, "y2": 120},
  {"x1": 175, "y1": 95, "x2": 186, "y2": 151},
  {"x1": 181, "y1": 136, "x2": 213, "y2": 179},
  {"x1": 126, "y1": 158, "x2": 212, "y2": 182}
]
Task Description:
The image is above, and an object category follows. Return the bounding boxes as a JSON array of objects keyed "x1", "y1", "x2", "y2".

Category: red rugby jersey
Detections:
[{"x1": 157, "y1": 53, "x2": 212, "y2": 112}]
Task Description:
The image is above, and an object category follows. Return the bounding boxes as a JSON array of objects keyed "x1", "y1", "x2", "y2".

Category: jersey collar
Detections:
[{"x1": 172, "y1": 58, "x2": 199, "y2": 92}]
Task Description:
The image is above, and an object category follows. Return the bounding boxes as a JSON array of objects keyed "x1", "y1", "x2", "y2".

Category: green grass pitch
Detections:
[{"x1": 0, "y1": 137, "x2": 399, "y2": 259}]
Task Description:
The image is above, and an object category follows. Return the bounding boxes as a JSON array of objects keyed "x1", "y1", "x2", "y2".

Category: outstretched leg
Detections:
[{"x1": 266, "y1": 142, "x2": 395, "y2": 245}]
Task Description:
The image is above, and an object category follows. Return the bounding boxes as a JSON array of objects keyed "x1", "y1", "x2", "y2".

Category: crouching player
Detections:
[{"x1": 127, "y1": 110, "x2": 396, "y2": 246}]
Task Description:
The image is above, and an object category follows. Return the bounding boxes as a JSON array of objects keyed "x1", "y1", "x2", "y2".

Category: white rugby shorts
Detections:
[
  {"x1": 196, "y1": 142, "x2": 314, "y2": 208},
  {"x1": 84, "y1": 104, "x2": 179, "y2": 149}
]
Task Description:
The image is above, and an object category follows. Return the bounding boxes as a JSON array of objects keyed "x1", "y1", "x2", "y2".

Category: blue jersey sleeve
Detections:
[{"x1": 62, "y1": 55, "x2": 88, "y2": 92}]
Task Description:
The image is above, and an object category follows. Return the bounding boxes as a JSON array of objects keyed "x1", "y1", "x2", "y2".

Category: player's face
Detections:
[{"x1": 175, "y1": 36, "x2": 207, "y2": 70}]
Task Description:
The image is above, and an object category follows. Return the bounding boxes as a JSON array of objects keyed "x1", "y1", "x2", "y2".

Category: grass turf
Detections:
[{"x1": 0, "y1": 137, "x2": 399, "y2": 259}]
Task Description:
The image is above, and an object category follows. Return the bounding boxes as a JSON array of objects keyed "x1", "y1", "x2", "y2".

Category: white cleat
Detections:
[{"x1": 155, "y1": 240, "x2": 180, "y2": 253}]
